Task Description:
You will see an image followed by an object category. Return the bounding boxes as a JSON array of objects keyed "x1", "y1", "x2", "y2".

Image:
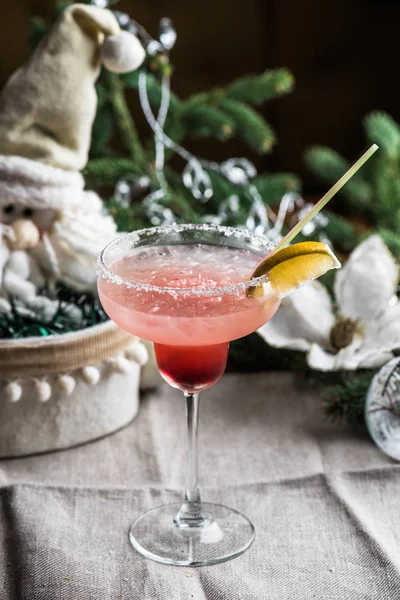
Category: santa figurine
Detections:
[
  {"x1": 0, "y1": 4, "x2": 162, "y2": 388},
  {"x1": 0, "y1": 3, "x2": 145, "y2": 300}
]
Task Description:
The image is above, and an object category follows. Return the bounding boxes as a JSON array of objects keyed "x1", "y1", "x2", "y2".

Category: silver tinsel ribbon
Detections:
[{"x1": 94, "y1": 0, "x2": 329, "y2": 243}]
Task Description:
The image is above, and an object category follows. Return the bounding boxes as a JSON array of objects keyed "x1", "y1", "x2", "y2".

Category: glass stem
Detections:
[{"x1": 175, "y1": 392, "x2": 208, "y2": 529}]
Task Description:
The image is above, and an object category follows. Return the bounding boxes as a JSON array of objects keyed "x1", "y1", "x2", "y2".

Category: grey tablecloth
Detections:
[{"x1": 0, "y1": 372, "x2": 399, "y2": 599}]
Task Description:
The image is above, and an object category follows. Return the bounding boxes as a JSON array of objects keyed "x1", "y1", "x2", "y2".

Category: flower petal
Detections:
[
  {"x1": 357, "y1": 349, "x2": 394, "y2": 369},
  {"x1": 334, "y1": 235, "x2": 399, "y2": 322},
  {"x1": 308, "y1": 337, "x2": 363, "y2": 371},
  {"x1": 258, "y1": 280, "x2": 334, "y2": 351},
  {"x1": 363, "y1": 301, "x2": 400, "y2": 354},
  {"x1": 307, "y1": 344, "x2": 337, "y2": 370}
]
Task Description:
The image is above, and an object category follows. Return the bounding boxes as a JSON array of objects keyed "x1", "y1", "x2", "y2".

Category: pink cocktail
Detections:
[
  {"x1": 98, "y1": 224, "x2": 279, "y2": 566},
  {"x1": 99, "y1": 243, "x2": 279, "y2": 392}
]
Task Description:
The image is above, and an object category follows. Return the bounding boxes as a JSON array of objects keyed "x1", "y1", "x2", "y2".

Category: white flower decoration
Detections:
[{"x1": 258, "y1": 235, "x2": 400, "y2": 371}]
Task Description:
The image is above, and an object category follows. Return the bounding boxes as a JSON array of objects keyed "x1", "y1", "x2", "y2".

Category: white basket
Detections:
[{"x1": 0, "y1": 321, "x2": 148, "y2": 457}]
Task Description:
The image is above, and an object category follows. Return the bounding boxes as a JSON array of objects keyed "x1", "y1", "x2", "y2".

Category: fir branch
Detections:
[
  {"x1": 227, "y1": 68, "x2": 294, "y2": 105},
  {"x1": 163, "y1": 166, "x2": 190, "y2": 195},
  {"x1": 373, "y1": 158, "x2": 400, "y2": 227},
  {"x1": 122, "y1": 69, "x2": 184, "y2": 161},
  {"x1": 220, "y1": 99, "x2": 276, "y2": 153},
  {"x1": 322, "y1": 371, "x2": 375, "y2": 430},
  {"x1": 143, "y1": 112, "x2": 186, "y2": 163},
  {"x1": 182, "y1": 104, "x2": 235, "y2": 140},
  {"x1": 321, "y1": 210, "x2": 358, "y2": 251},
  {"x1": 206, "y1": 169, "x2": 237, "y2": 201},
  {"x1": 164, "y1": 193, "x2": 201, "y2": 222},
  {"x1": 55, "y1": 1, "x2": 74, "y2": 14},
  {"x1": 107, "y1": 198, "x2": 149, "y2": 232},
  {"x1": 90, "y1": 104, "x2": 114, "y2": 157},
  {"x1": 121, "y1": 70, "x2": 181, "y2": 112},
  {"x1": 95, "y1": 83, "x2": 108, "y2": 109},
  {"x1": 364, "y1": 111, "x2": 400, "y2": 157},
  {"x1": 375, "y1": 228, "x2": 400, "y2": 259},
  {"x1": 106, "y1": 73, "x2": 146, "y2": 168},
  {"x1": 296, "y1": 210, "x2": 357, "y2": 253},
  {"x1": 163, "y1": 116, "x2": 186, "y2": 151},
  {"x1": 253, "y1": 173, "x2": 301, "y2": 206},
  {"x1": 187, "y1": 88, "x2": 226, "y2": 107},
  {"x1": 83, "y1": 158, "x2": 137, "y2": 189},
  {"x1": 317, "y1": 268, "x2": 336, "y2": 297},
  {"x1": 29, "y1": 17, "x2": 48, "y2": 50},
  {"x1": 305, "y1": 146, "x2": 373, "y2": 205}
]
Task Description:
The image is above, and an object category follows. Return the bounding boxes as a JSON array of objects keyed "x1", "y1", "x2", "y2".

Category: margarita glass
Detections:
[{"x1": 98, "y1": 224, "x2": 280, "y2": 566}]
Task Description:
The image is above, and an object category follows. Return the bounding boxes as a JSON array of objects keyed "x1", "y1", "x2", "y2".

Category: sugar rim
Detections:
[{"x1": 98, "y1": 224, "x2": 275, "y2": 298}]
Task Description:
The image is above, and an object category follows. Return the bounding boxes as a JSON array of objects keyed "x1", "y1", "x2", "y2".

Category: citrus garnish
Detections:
[
  {"x1": 247, "y1": 241, "x2": 341, "y2": 298},
  {"x1": 244, "y1": 144, "x2": 377, "y2": 299}
]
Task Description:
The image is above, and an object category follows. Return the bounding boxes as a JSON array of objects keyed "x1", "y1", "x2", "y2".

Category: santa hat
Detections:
[{"x1": 0, "y1": 3, "x2": 145, "y2": 209}]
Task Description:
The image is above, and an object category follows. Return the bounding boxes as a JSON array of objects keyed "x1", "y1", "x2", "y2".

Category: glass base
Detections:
[{"x1": 129, "y1": 502, "x2": 255, "y2": 566}]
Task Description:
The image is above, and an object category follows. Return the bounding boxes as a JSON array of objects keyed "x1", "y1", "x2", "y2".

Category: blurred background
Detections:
[{"x1": 1, "y1": 0, "x2": 399, "y2": 192}]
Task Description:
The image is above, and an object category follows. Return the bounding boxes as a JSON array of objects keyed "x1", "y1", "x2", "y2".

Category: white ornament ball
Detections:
[
  {"x1": 81, "y1": 366, "x2": 101, "y2": 386},
  {"x1": 365, "y1": 357, "x2": 400, "y2": 460},
  {"x1": 35, "y1": 379, "x2": 52, "y2": 403},
  {"x1": 125, "y1": 342, "x2": 149, "y2": 366},
  {"x1": 101, "y1": 31, "x2": 146, "y2": 74},
  {"x1": 57, "y1": 374, "x2": 76, "y2": 396},
  {"x1": 5, "y1": 381, "x2": 22, "y2": 403},
  {"x1": 9, "y1": 219, "x2": 40, "y2": 251}
]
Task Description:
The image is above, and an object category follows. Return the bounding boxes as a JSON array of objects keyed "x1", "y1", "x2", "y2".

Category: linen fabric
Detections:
[{"x1": 0, "y1": 372, "x2": 398, "y2": 599}]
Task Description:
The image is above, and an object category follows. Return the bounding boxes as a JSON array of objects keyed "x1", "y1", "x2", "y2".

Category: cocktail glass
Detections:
[{"x1": 97, "y1": 224, "x2": 280, "y2": 566}]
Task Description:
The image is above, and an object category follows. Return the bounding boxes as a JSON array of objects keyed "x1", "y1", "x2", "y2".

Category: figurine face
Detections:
[{"x1": 0, "y1": 203, "x2": 57, "y2": 232}]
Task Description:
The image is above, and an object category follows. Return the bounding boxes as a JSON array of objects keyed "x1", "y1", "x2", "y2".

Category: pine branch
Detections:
[
  {"x1": 376, "y1": 228, "x2": 400, "y2": 259},
  {"x1": 163, "y1": 166, "x2": 190, "y2": 194},
  {"x1": 316, "y1": 268, "x2": 336, "y2": 297},
  {"x1": 95, "y1": 83, "x2": 108, "y2": 109},
  {"x1": 252, "y1": 173, "x2": 301, "y2": 206},
  {"x1": 83, "y1": 158, "x2": 138, "y2": 189},
  {"x1": 206, "y1": 169, "x2": 237, "y2": 200},
  {"x1": 90, "y1": 104, "x2": 114, "y2": 157},
  {"x1": 296, "y1": 212, "x2": 357, "y2": 255},
  {"x1": 121, "y1": 70, "x2": 181, "y2": 112},
  {"x1": 164, "y1": 193, "x2": 201, "y2": 222},
  {"x1": 106, "y1": 73, "x2": 146, "y2": 168},
  {"x1": 322, "y1": 371, "x2": 375, "y2": 430},
  {"x1": 364, "y1": 111, "x2": 400, "y2": 157},
  {"x1": 182, "y1": 104, "x2": 235, "y2": 140},
  {"x1": 163, "y1": 116, "x2": 186, "y2": 149},
  {"x1": 107, "y1": 198, "x2": 150, "y2": 232},
  {"x1": 305, "y1": 146, "x2": 373, "y2": 205},
  {"x1": 29, "y1": 17, "x2": 48, "y2": 50},
  {"x1": 143, "y1": 115, "x2": 187, "y2": 163},
  {"x1": 227, "y1": 68, "x2": 294, "y2": 105},
  {"x1": 220, "y1": 99, "x2": 276, "y2": 153},
  {"x1": 321, "y1": 210, "x2": 358, "y2": 251},
  {"x1": 55, "y1": 1, "x2": 74, "y2": 14},
  {"x1": 187, "y1": 88, "x2": 226, "y2": 107},
  {"x1": 122, "y1": 69, "x2": 185, "y2": 161},
  {"x1": 373, "y1": 158, "x2": 400, "y2": 227}
]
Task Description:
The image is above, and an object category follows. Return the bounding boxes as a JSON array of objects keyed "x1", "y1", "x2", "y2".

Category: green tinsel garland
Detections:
[{"x1": 0, "y1": 283, "x2": 108, "y2": 339}]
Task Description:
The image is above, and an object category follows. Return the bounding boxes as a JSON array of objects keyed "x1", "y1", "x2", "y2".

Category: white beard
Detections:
[{"x1": 33, "y1": 191, "x2": 119, "y2": 292}]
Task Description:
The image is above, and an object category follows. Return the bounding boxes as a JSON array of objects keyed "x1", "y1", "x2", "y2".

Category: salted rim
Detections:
[{"x1": 97, "y1": 224, "x2": 274, "y2": 298}]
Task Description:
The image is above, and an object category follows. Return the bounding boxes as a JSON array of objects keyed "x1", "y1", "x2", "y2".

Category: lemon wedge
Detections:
[{"x1": 247, "y1": 241, "x2": 341, "y2": 298}]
